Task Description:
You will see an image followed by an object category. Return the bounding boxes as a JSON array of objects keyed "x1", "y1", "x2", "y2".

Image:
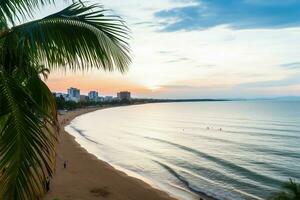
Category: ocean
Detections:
[{"x1": 65, "y1": 100, "x2": 300, "y2": 200}]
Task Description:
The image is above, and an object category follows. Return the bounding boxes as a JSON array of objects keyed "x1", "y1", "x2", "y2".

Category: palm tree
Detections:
[
  {"x1": 269, "y1": 179, "x2": 300, "y2": 200},
  {"x1": 0, "y1": 1, "x2": 131, "y2": 199}
]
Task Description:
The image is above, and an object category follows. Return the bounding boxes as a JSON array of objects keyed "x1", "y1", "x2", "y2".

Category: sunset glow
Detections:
[{"x1": 44, "y1": 1, "x2": 300, "y2": 98}]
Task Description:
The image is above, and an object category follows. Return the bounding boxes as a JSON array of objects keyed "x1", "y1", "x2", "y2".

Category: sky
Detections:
[{"x1": 42, "y1": 0, "x2": 300, "y2": 98}]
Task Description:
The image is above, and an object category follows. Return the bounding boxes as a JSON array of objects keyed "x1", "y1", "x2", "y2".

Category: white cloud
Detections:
[{"x1": 46, "y1": 1, "x2": 300, "y2": 98}]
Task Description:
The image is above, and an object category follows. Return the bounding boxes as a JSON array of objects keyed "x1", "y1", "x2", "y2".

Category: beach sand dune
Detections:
[{"x1": 44, "y1": 107, "x2": 178, "y2": 200}]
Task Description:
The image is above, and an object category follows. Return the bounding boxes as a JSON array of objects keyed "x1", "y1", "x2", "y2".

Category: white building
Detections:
[
  {"x1": 104, "y1": 96, "x2": 113, "y2": 102},
  {"x1": 88, "y1": 91, "x2": 99, "y2": 102},
  {"x1": 117, "y1": 91, "x2": 131, "y2": 100},
  {"x1": 67, "y1": 87, "x2": 80, "y2": 102}
]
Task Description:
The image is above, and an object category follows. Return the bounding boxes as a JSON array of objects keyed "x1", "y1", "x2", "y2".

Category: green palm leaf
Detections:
[
  {"x1": 0, "y1": 1, "x2": 131, "y2": 199},
  {"x1": 0, "y1": 0, "x2": 55, "y2": 24},
  {"x1": 1, "y1": 2, "x2": 131, "y2": 73},
  {"x1": 0, "y1": 70, "x2": 58, "y2": 200},
  {"x1": 269, "y1": 179, "x2": 300, "y2": 200}
]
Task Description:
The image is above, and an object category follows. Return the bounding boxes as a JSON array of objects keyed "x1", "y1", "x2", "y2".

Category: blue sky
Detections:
[
  {"x1": 45, "y1": 0, "x2": 300, "y2": 98},
  {"x1": 156, "y1": 0, "x2": 300, "y2": 31}
]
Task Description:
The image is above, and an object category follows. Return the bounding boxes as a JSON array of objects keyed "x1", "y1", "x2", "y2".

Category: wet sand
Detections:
[{"x1": 43, "y1": 106, "x2": 211, "y2": 200}]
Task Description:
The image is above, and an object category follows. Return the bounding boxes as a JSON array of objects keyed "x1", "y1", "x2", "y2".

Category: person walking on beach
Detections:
[
  {"x1": 64, "y1": 160, "x2": 68, "y2": 169},
  {"x1": 45, "y1": 177, "x2": 50, "y2": 192}
]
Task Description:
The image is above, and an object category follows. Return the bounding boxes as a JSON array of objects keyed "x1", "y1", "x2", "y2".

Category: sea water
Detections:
[{"x1": 66, "y1": 100, "x2": 300, "y2": 200}]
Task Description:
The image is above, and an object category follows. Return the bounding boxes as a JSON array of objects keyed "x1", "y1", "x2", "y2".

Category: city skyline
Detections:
[
  {"x1": 54, "y1": 87, "x2": 125, "y2": 97},
  {"x1": 55, "y1": 87, "x2": 132, "y2": 98},
  {"x1": 44, "y1": 1, "x2": 300, "y2": 98}
]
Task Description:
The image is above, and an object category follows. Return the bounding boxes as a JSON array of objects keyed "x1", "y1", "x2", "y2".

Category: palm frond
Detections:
[
  {"x1": 0, "y1": 0, "x2": 55, "y2": 25},
  {"x1": 269, "y1": 179, "x2": 300, "y2": 200},
  {"x1": 282, "y1": 179, "x2": 300, "y2": 199},
  {"x1": 0, "y1": 2, "x2": 131, "y2": 200},
  {"x1": 1, "y1": 2, "x2": 131, "y2": 73},
  {"x1": 35, "y1": 64, "x2": 50, "y2": 80},
  {"x1": 0, "y1": 70, "x2": 58, "y2": 200}
]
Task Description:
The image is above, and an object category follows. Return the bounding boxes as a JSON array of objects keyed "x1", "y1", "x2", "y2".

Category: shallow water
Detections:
[{"x1": 66, "y1": 100, "x2": 300, "y2": 200}]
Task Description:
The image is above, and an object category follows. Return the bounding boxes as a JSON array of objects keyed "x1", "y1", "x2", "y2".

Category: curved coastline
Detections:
[{"x1": 43, "y1": 105, "x2": 214, "y2": 200}]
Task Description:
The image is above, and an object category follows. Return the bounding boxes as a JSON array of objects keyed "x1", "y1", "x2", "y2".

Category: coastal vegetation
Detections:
[
  {"x1": 269, "y1": 179, "x2": 300, "y2": 200},
  {"x1": 54, "y1": 95, "x2": 132, "y2": 110},
  {"x1": 54, "y1": 96, "x2": 231, "y2": 111},
  {"x1": 0, "y1": 0, "x2": 130, "y2": 199}
]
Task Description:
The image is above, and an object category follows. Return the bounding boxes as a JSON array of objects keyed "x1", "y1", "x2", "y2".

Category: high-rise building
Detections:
[
  {"x1": 117, "y1": 91, "x2": 131, "y2": 100},
  {"x1": 88, "y1": 91, "x2": 99, "y2": 102},
  {"x1": 67, "y1": 87, "x2": 80, "y2": 102}
]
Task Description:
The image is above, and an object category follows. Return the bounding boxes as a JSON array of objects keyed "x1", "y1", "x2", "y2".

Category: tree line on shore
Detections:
[{"x1": 54, "y1": 95, "x2": 132, "y2": 110}]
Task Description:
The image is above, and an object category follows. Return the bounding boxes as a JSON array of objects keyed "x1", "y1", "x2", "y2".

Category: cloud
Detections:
[
  {"x1": 160, "y1": 84, "x2": 199, "y2": 89},
  {"x1": 280, "y1": 62, "x2": 300, "y2": 70},
  {"x1": 165, "y1": 57, "x2": 190, "y2": 63},
  {"x1": 160, "y1": 83, "x2": 229, "y2": 90},
  {"x1": 157, "y1": 50, "x2": 172, "y2": 54},
  {"x1": 43, "y1": 1, "x2": 300, "y2": 98},
  {"x1": 195, "y1": 64, "x2": 216, "y2": 68},
  {"x1": 236, "y1": 74, "x2": 300, "y2": 88},
  {"x1": 155, "y1": 0, "x2": 300, "y2": 31},
  {"x1": 132, "y1": 21, "x2": 158, "y2": 28}
]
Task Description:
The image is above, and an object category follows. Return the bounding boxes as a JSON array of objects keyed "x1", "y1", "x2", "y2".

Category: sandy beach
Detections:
[{"x1": 43, "y1": 106, "x2": 180, "y2": 200}]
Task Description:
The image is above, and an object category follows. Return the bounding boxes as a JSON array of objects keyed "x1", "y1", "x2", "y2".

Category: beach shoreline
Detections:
[{"x1": 43, "y1": 106, "x2": 212, "y2": 200}]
